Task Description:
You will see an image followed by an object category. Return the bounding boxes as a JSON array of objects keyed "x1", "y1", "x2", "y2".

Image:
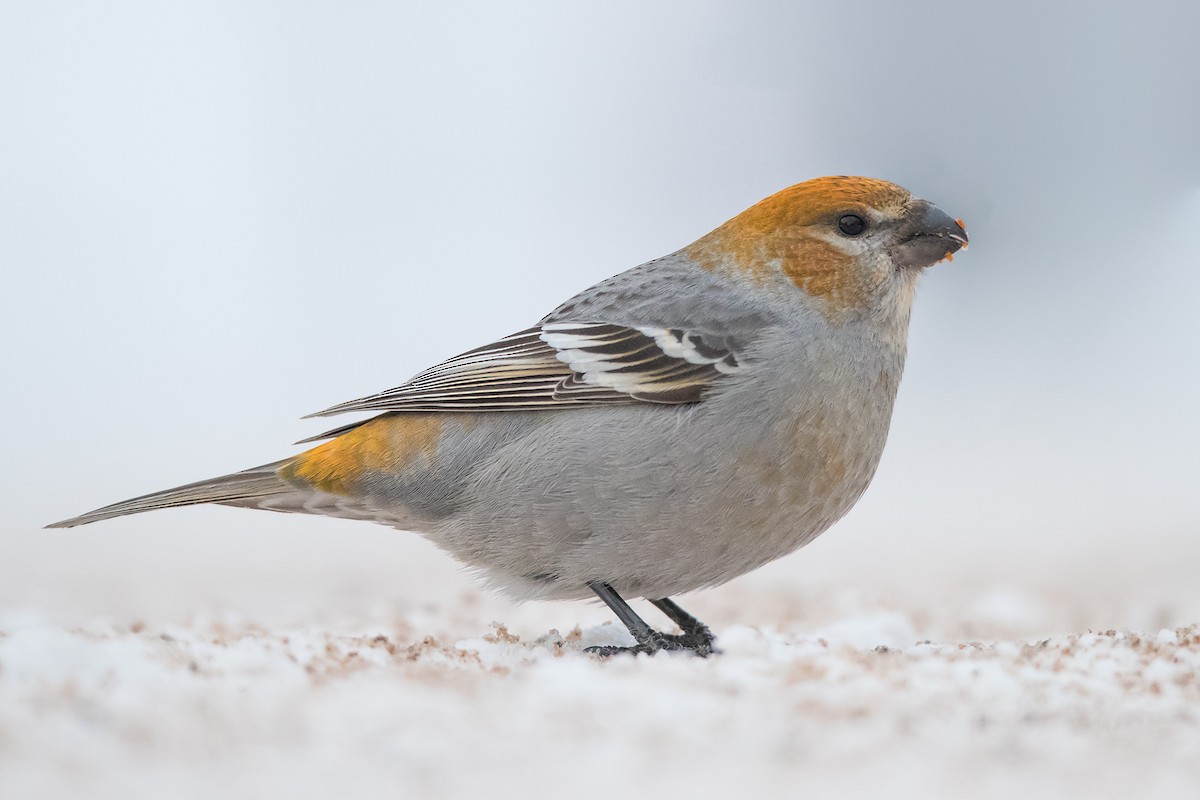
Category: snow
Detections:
[{"x1": 3, "y1": 590, "x2": 1198, "y2": 800}]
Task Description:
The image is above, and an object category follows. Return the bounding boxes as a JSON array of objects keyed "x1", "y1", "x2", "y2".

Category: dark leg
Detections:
[{"x1": 585, "y1": 581, "x2": 718, "y2": 657}]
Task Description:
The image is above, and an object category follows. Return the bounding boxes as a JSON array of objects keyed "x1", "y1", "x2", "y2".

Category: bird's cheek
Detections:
[{"x1": 780, "y1": 244, "x2": 858, "y2": 299}]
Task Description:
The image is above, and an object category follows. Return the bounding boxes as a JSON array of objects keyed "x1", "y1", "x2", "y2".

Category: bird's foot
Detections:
[
  {"x1": 586, "y1": 628, "x2": 719, "y2": 658},
  {"x1": 660, "y1": 625, "x2": 720, "y2": 656},
  {"x1": 584, "y1": 582, "x2": 720, "y2": 658}
]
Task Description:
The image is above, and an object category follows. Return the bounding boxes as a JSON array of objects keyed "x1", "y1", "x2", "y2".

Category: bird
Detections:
[{"x1": 48, "y1": 176, "x2": 968, "y2": 657}]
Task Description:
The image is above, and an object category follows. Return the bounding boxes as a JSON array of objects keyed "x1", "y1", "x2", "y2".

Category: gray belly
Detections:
[{"x1": 422, "y1": 368, "x2": 896, "y2": 601}]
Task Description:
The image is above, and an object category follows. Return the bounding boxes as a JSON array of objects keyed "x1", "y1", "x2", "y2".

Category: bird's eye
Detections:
[{"x1": 837, "y1": 214, "x2": 866, "y2": 236}]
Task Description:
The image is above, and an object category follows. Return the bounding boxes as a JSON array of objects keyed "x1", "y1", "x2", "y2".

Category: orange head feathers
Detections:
[{"x1": 685, "y1": 176, "x2": 967, "y2": 317}]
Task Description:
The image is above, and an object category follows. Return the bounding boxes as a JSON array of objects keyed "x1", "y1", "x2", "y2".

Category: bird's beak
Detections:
[{"x1": 891, "y1": 200, "x2": 969, "y2": 269}]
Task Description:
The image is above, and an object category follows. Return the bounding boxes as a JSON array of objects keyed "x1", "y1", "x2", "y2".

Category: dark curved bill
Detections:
[{"x1": 892, "y1": 200, "x2": 969, "y2": 269}]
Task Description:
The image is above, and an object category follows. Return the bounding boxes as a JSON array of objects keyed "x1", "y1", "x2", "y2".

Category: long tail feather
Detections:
[{"x1": 45, "y1": 461, "x2": 294, "y2": 529}]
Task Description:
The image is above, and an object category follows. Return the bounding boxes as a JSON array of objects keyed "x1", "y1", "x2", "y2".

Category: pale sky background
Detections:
[{"x1": 2, "y1": 1, "x2": 1198, "y2": 631}]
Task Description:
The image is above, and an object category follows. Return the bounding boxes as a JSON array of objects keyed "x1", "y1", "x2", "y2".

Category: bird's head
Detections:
[{"x1": 685, "y1": 176, "x2": 968, "y2": 322}]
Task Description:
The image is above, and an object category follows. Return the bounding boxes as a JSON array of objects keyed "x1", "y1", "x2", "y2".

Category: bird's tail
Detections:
[{"x1": 45, "y1": 461, "x2": 297, "y2": 529}]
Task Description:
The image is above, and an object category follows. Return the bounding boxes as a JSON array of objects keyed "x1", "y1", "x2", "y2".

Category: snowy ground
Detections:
[{"x1": 3, "y1": 584, "x2": 1199, "y2": 800}]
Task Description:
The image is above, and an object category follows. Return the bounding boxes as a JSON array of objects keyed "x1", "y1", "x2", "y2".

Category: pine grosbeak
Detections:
[{"x1": 50, "y1": 176, "x2": 968, "y2": 657}]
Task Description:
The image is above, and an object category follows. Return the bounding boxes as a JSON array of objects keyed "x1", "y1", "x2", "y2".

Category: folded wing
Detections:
[{"x1": 305, "y1": 323, "x2": 747, "y2": 423}]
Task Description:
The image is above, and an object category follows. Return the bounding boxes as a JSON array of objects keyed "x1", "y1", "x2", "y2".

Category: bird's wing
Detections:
[{"x1": 303, "y1": 322, "x2": 748, "y2": 422}]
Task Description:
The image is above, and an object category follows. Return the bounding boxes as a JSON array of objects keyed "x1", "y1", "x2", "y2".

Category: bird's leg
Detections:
[
  {"x1": 584, "y1": 581, "x2": 717, "y2": 657},
  {"x1": 649, "y1": 597, "x2": 719, "y2": 655}
]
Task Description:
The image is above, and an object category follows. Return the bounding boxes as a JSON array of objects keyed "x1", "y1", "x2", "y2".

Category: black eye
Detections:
[{"x1": 838, "y1": 214, "x2": 866, "y2": 236}]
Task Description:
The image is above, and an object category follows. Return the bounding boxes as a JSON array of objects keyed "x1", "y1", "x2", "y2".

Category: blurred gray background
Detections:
[{"x1": 3, "y1": 1, "x2": 1198, "y2": 631}]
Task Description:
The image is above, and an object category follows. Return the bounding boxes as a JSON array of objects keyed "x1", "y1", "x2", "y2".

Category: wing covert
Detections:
[{"x1": 304, "y1": 322, "x2": 749, "y2": 420}]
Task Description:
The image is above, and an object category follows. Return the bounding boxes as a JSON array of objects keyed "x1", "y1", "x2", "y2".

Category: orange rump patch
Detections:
[{"x1": 281, "y1": 414, "x2": 444, "y2": 495}]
